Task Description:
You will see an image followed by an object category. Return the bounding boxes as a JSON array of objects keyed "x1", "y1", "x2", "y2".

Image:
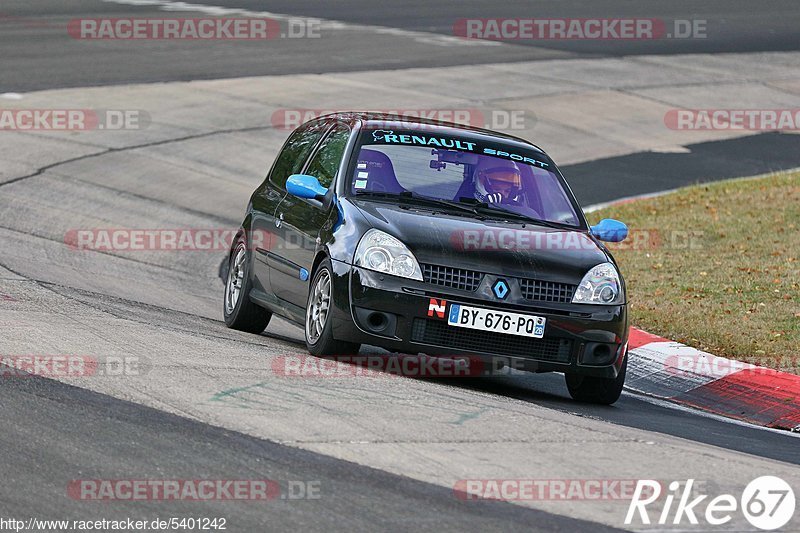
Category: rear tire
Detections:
[
  {"x1": 565, "y1": 354, "x2": 627, "y2": 405},
  {"x1": 305, "y1": 258, "x2": 360, "y2": 356},
  {"x1": 223, "y1": 236, "x2": 272, "y2": 334}
]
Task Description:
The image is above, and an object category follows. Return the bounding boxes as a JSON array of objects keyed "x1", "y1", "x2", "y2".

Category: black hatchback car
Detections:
[{"x1": 224, "y1": 113, "x2": 630, "y2": 404}]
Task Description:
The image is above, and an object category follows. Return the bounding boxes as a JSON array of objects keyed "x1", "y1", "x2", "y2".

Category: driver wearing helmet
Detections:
[{"x1": 473, "y1": 160, "x2": 523, "y2": 204}]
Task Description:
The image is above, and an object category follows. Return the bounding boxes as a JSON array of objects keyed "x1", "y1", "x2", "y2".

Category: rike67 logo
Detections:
[{"x1": 626, "y1": 476, "x2": 795, "y2": 530}]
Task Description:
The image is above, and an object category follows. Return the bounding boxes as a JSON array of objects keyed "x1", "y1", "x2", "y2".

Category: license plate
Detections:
[{"x1": 447, "y1": 304, "x2": 546, "y2": 338}]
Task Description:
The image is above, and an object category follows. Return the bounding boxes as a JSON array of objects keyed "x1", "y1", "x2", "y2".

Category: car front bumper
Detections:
[{"x1": 329, "y1": 260, "x2": 628, "y2": 379}]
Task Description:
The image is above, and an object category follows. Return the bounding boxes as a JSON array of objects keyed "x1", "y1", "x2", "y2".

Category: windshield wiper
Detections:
[
  {"x1": 457, "y1": 197, "x2": 567, "y2": 228},
  {"x1": 355, "y1": 191, "x2": 482, "y2": 216}
]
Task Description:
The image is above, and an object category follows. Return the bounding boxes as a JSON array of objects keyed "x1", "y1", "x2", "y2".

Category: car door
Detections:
[
  {"x1": 270, "y1": 121, "x2": 352, "y2": 308},
  {"x1": 249, "y1": 118, "x2": 331, "y2": 294}
]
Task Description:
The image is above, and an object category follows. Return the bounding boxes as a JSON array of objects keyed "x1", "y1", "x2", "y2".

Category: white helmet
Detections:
[{"x1": 474, "y1": 160, "x2": 522, "y2": 200}]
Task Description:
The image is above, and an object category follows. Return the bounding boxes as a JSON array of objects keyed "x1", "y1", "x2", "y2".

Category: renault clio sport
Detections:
[{"x1": 223, "y1": 113, "x2": 630, "y2": 404}]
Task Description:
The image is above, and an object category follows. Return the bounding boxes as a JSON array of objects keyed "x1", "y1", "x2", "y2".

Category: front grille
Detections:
[
  {"x1": 411, "y1": 318, "x2": 573, "y2": 363},
  {"x1": 519, "y1": 279, "x2": 576, "y2": 303},
  {"x1": 421, "y1": 264, "x2": 483, "y2": 292}
]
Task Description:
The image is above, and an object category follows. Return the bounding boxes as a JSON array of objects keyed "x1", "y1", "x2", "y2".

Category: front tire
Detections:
[
  {"x1": 565, "y1": 354, "x2": 627, "y2": 405},
  {"x1": 305, "y1": 258, "x2": 360, "y2": 356},
  {"x1": 223, "y1": 237, "x2": 272, "y2": 333}
]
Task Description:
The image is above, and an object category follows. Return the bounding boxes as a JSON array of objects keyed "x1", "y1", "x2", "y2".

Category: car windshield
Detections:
[{"x1": 349, "y1": 129, "x2": 581, "y2": 227}]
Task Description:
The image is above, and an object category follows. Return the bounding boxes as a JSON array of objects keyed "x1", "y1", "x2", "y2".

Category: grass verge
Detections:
[{"x1": 589, "y1": 171, "x2": 800, "y2": 371}]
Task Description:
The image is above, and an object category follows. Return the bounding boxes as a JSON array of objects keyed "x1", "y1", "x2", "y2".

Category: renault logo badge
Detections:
[{"x1": 492, "y1": 279, "x2": 509, "y2": 299}]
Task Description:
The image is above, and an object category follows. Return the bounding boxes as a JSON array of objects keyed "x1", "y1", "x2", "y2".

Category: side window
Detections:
[
  {"x1": 269, "y1": 120, "x2": 330, "y2": 189},
  {"x1": 303, "y1": 123, "x2": 351, "y2": 188}
]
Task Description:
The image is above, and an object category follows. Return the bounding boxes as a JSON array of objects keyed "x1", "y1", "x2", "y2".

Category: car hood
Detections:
[{"x1": 350, "y1": 200, "x2": 609, "y2": 284}]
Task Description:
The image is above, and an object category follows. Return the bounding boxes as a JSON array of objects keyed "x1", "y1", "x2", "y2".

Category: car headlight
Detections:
[
  {"x1": 572, "y1": 262, "x2": 624, "y2": 305},
  {"x1": 354, "y1": 229, "x2": 423, "y2": 281}
]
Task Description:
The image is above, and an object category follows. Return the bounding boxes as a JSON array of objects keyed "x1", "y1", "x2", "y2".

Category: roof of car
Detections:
[{"x1": 317, "y1": 111, "x2": 547, "y2": 155}]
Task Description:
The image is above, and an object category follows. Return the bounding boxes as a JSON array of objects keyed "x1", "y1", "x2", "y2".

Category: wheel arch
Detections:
[
  {"x1": 220, "y1": 214, "x2": 254, "y2": 284},
  {"x1": 310, "y1": 248, "x2": 330, "y2": 280}
]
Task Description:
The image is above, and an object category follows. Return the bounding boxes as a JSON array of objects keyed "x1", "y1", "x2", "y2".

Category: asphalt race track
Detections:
[
  {"x1": 2, "y1": 0, "x2": 800, "y2": 91},
  {"x1": 2, "y1": 1, "x2": 800, "y2": 531},
  {"x1": 3, "y1": 373, "x2": 621, "y2": 531}
]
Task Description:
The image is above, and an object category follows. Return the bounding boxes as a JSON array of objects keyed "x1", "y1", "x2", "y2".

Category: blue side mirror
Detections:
[
  {"x1": 590, "y1": 218, "x2": 628, "y2": 242},
  {"x1": 286, "y1": 174, "x2": 327, "y2": 200}
]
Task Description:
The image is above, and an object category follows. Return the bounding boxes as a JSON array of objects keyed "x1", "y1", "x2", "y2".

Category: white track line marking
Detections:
[
  {"x1": 625, "y1": 391, "x2": 800, "y2": 438},
  {"x1": 584, "y1": 166, "x2": 800, "y2": 213}
]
